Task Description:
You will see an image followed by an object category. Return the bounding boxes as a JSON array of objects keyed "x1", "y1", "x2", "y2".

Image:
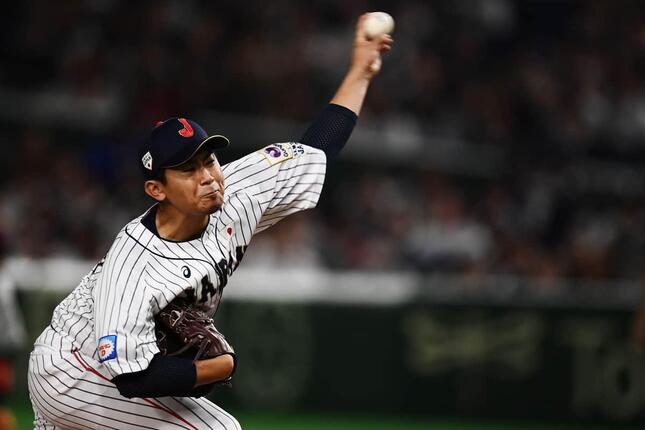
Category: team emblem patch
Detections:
[
  {"x1": 259, "y1": 143, "x2": 293, "y2": 166},
  {"x1": 289, "y1": 142, "x2": 305, "y2": 157},
  {"x1": 97, "y1": 335, "x2": 117, "y2": 362},
  {"x1": 142, "y1": 151, "x2": 153, "y2": 170}
]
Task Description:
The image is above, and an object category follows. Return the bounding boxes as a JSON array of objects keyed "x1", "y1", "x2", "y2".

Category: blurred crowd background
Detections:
[{"x1": 2, "y1": 0, "x2": 645, "y2": 283}]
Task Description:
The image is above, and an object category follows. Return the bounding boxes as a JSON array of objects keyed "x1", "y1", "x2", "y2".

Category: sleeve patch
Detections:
[
  {"x1": 258, "y1": 143, "x2": 293, "y2": 166},
  {"x1": 290, "y1": 142, "x2": 305, "y2": 157},
  {"x1": 97, "y1": 335, "x2": 117, "y2": 362}
]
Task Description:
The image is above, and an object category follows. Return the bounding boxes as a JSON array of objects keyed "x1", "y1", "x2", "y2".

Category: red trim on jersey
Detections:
[
  {"x1": 143, "y1": 397, "x2": 200, "y2": 430},
  {"x1": 72, "y1": 350, "x2": 111, "y2": 382},
  {"x1": 71, "y1": 349, "x2": 198, "y2": 430}
]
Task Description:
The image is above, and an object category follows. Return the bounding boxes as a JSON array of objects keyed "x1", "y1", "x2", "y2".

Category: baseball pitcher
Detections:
[{"x1": 27, "y1": 15, "x2": 392, "y2": 429}]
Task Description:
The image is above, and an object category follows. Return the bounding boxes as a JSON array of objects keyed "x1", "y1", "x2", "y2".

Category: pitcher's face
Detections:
[{"x1": 162, "y1": 150, "x2": 225, "y2": 215}]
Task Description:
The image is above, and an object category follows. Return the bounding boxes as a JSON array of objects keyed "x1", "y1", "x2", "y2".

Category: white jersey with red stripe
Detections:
[{"x1": 28, "y1": 142, "x2": 326, "y2": 429}]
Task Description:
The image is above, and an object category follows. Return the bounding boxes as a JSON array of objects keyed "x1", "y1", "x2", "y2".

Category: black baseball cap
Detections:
[{"x1": 139, "y1": 117, "x2": 229, "y2": 178}]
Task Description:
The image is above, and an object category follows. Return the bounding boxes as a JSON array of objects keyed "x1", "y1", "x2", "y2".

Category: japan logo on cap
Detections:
[{"x1": 142, "y1": 151, "x2": 153, "y2": 170}]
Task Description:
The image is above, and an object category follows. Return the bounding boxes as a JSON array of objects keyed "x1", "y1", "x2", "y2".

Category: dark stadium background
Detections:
[{"x1": 1, "y1": 1, "x2": 644, "y2": 429}]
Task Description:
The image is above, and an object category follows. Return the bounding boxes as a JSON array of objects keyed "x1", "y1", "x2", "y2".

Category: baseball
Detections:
[{"x1": 363, "y1": 12, "x2": 395, "y2": 39}]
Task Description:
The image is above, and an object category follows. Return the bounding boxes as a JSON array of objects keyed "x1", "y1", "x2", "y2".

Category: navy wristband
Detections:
[{"x1": 113, "y1": 354, "x2": 197, "y2": 398}]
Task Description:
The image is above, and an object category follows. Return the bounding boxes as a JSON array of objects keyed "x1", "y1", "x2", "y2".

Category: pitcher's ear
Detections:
[{"x1": 144, "y1": 180, "x2": 166, "y2": 202}]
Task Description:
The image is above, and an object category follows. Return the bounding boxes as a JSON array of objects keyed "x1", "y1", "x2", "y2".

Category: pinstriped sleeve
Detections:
[
  {"x1": 93, "y1": 235, "x2": 163, "y2": 378},
  {"x1": 221, "y1": 143, "x2": 326, "y2": 236}
]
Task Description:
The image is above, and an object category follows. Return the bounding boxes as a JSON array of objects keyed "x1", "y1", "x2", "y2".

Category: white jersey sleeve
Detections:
[
  {"x1": 221, "y1": 142, "x2": 326, "y2": 235},
  {"x1": 92, "y1": 228, "x2": 178, "y2": 378}
]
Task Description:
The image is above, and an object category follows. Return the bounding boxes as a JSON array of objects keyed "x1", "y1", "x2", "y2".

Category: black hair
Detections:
[{"x1": 144, "y1": 169, "x2": 167, "y2": 184}]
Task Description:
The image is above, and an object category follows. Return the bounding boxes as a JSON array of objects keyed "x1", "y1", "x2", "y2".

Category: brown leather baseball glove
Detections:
[{"x1": 155, "y1": 297, "x2": 235, "y2": 363}]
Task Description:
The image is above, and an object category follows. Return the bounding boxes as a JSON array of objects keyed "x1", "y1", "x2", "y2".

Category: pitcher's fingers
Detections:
[
  {"x1": 355, "y1": 13, "x2": 371, "y2": 43},
  {"x1": 377, "y1": 34, "x2": 394, "y2": 51}
]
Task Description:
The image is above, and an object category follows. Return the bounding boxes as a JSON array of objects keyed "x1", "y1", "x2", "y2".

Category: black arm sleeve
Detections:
[
  {"x1": 299, "y1": 103, "x2": 358, "y2": 161},
  {"x1": 112, "y1": 354, "x2": 201, "y2": 398}
]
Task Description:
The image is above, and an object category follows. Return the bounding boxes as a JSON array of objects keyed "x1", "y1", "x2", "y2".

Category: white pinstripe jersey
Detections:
[{"x1": 48, "y1": 142, "x2": 326, "y2": 379}]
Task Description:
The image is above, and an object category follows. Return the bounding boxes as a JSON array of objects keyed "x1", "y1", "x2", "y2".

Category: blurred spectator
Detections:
[
  {"x1": 243, "y1": 212, "x2": 324, "y2": 269},
  {"x1": 405, "y1": 177, "x2": 492, "y2": 272}
]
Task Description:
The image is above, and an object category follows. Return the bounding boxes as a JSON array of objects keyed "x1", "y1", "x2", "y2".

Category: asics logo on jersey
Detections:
[{"x1": 178, "y1": 118, "x2": 194, "y2": 137}]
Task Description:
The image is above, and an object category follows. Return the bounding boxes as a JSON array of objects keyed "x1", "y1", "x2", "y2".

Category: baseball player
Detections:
[{"x1": 27, "y1": 15, "x2": 392, "y2": 430}]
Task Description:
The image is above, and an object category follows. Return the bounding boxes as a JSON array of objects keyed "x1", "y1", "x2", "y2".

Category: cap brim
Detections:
[
  {"x1": 201, "y1": 134, "x2": 230, "y2": 149},
  {"x1": 165, "y1": 135, "x2": 230, "y2": 169}
]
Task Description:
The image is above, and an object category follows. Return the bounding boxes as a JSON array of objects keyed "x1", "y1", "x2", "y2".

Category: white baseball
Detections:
[{"x1": 363, "y1": 12, "x2": 395, "y2": 39}]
